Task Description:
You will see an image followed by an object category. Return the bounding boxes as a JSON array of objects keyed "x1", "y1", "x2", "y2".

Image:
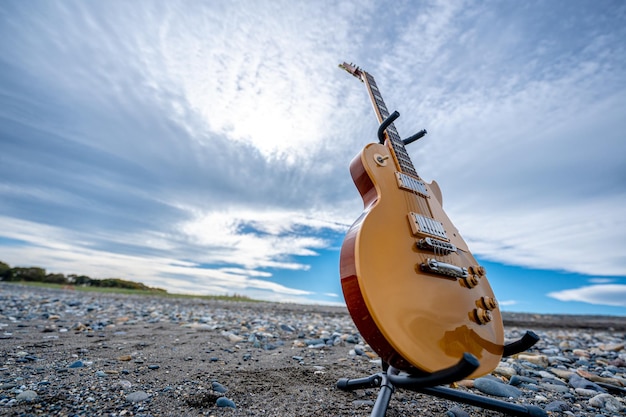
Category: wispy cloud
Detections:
[
  {"x1": 179, "y1": 208, "x2": 342, "y2": 270},
  {"x1": 588, "y1": 278, "x2": 614, "y2": 284},
  {"x1": 0, "y1": 215, "x2": 321, "y2": 302},
  {"x1": 498, "y1": 300, "x2": 518, "y2": 307},
  {"x1": 548, "y1": 284, "x2": 626, "y2": 308}
]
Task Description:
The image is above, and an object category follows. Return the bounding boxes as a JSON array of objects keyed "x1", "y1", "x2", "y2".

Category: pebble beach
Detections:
[{"x1": 1, "y1": 283, "x2": 624, "y2": 416}]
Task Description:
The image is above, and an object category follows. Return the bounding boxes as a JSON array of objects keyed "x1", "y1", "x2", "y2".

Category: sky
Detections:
[{"x1": 1, "y1": 0, "x2": 625, "y2": 316}]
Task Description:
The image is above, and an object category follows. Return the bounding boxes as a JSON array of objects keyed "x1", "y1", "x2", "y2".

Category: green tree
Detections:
[
  {"x1": 44, "y1": 273, "x2": 68, "y2": 285},
  {"x1": 68, "y1": 274, "x2": 93, "y2": 286},
  {"x1": 12, "y1": 267, "x2": 46, "y2": 282},
  {"x1": 0, "y1": 261, "x2": 12, "y2": 281}
]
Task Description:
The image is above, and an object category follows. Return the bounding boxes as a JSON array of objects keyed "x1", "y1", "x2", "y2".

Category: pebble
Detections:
[
  {"x1": 494, "y1": 363, "x2": 517, "y2": 377},
  {"x1": 544, "y1": 400, "x2": 571, "y2": 412},
  {"x1": 68, "y1": 360, "x2": 84, "y2": 368},
  {"x1": 216, "y1": 397, "x2": 236, "y2": 408},
  {"x1": 16, "y1": 390, "x2": 38, "y2": 402},
  {"x1": 474, "y1": 377, "x2": 522, "y2": 398},
  {"x1": 569, "y1": 374, "x2": 606, "y2": 392},
  {"x1": 353, "y1": 399, "x2": 375, "y2": 407},
  {"x1": 125, "y1": 390, "x2": 150, "y2": 402},
  {"x1": 114, "y1": 379, "x2": 133, "y2": 391},
  {"x1": 212, "y1": 381, "x2": 228, "y2": 393},
  {"x1": 588, "y1": 393, "x2": 623, "y2": 412},
  {"x1": 509, "y1": 375, "x2": 535, "y2": 386},
  {"x1": 517, "y1": 353, "x2": 549, "y2": 367},
  {"x1": 446, "y1": 406, "x2": 470, "y2": 417}
]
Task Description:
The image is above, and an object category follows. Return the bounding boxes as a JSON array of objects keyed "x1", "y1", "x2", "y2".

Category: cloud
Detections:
[
  {"x1": 588, "y1": 278, "x2": 614, "y2": 284},
  {"x1": 178, "y1": 208, "x2": 342, "y2": 270},
  {"x1": 455, "y1": 196, "x2": 626, "y2": 277},
  {"x1": 548, "y1": 284, "x2": 626, "y2": 308},
  {"x1": 498, "y1": 300, "x2": 518, "y2": 307}
]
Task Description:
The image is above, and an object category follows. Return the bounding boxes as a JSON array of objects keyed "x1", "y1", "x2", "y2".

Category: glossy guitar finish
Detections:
[{"x1": 339, "y1": 63, "x2": 504, "y2": 377}]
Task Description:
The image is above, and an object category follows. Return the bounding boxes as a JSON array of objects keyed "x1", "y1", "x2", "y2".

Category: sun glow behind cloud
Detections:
[{"x1": 139, "y1": 1, "x2": 362, "y2": 162}]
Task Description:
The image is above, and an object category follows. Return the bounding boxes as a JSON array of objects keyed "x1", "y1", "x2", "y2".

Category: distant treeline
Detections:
[{"x1": 0, "y1": 260, "x2": 166, "y2": 292}]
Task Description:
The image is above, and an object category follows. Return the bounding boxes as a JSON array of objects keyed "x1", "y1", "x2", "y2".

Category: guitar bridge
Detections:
[
  {"x1": 421, "y1": 259, "x2": 468, "y2": 279},
  {"x1": 417, "y1": 237, "x2": 457, "y2": 255}
]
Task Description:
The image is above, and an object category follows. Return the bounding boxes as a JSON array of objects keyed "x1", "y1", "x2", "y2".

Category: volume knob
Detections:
[{"x1": 469, "y1": 265, "x2": 486, "y2": 276}]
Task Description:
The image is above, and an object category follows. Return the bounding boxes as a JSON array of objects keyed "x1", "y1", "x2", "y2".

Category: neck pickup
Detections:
[{"x1": 396, "y1": 172, "x2": 428, "y2": 197}]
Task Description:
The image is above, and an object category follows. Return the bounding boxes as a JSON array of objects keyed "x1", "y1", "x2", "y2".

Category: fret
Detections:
[{"x1": 372, "y1": 101, "x2": 387, "y2": 116}]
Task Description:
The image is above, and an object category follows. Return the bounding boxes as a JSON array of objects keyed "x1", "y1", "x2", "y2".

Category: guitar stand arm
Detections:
[
  {"x1": 503, "y1": 331, "x2": 540, "y2": 357},
  {"x1": 388, "y1": 352, "x2": 479, "y2": 388},
  {"x1": 376, "y1": 110, "x2": 427, "y2": 146},
  {"x1": 402, "y1": 129, "x2": 427, "y2": 146},
  {"x1": 377, "y1": 111, "x2": 400, "y2": 144}
]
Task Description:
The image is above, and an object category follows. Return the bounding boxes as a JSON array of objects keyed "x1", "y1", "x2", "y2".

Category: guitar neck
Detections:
[{"x1": 360, "y1": 72, "x2": 419, "y2": 178}]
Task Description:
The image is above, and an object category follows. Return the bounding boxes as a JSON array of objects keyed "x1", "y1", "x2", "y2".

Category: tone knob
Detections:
[
  {"x1": 474, "y1": 308, "x2": 492, "y2": 324},
  {"x1": 479, "y1": 296, "x2": 498, "y2": 310},
  {"x1": 464, "y1": 274, "x2": 479, "y2": 288},
  {"x1": 469, "y1": 265, "x2": 486, "y2": 276}
]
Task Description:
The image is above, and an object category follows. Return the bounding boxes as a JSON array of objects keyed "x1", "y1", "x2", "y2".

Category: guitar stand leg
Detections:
[
  {"x1": 337, "y1": 372, "x2": 393, "y2": 417},
  {"x1": 414, "y1": 386, "x2": 547, "y2": 417},
  {"x1": 371, "y1": 373, "x2": 394, "y2": 417},
  {"x1": 337, "y1": 331, "x2": 547, "y2": 417}
]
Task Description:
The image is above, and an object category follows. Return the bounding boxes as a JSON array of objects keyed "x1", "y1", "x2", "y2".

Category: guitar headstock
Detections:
[{"x1": 339, "y1": 62, "x2": 365, "y2": 82}]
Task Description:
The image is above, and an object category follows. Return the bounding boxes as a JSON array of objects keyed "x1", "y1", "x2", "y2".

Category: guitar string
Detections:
[
  {"x1": 386, "y1": 125, "x2": 446, "y2": 264},
  {"x1": 368, "y1": 71, "x2": 448, "y2": 265}
]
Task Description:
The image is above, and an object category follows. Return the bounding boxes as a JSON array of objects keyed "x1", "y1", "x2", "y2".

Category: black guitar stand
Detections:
[{"x1": 337, "y1": 331, "x2": 547, "y2": 417}]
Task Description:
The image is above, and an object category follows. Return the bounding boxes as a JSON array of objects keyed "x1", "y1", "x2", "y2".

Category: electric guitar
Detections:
[{"x1": 339, "y1": 62, "x2": 504, "y2": 377}]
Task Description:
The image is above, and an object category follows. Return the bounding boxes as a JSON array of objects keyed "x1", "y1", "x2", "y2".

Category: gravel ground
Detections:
[{"x1": 1, "y1": 283, "x2": 624, "y2": 416}]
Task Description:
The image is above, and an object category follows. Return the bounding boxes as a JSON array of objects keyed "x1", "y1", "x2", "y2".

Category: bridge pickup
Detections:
[
  {"x1": 421, "y1": 259, "x2": 468, "y2": 279},
  {"x1": 396, "y1": 172, "x2": 428, "y2": 197},
  {"x1": 417, "y1": 237, "x2": 457, "y2": 255},
  {"x1": 408, "y1": 213, "x2": 449, "y2": 240}
]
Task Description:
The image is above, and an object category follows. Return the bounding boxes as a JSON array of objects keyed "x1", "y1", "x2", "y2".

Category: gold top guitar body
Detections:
[{"x1": 339, "y1": 63, "x2": 504, "y2": 377}]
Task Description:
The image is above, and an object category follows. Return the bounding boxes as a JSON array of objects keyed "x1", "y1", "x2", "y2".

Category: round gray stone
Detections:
[
  {"x1": 126, "y1": 390, "x2": 150, "y2": 402},
  {"x1": 16, "y1": 390, "x2": 38, "y2": 402},
  {"x1": 474, "y1": 377, "x2": 522, "y2": 398}
]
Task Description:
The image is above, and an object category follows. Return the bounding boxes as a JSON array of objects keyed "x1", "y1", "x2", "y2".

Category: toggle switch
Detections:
[{"x1": 374, "y1": 153, "x2": 389, "y2": 166}]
